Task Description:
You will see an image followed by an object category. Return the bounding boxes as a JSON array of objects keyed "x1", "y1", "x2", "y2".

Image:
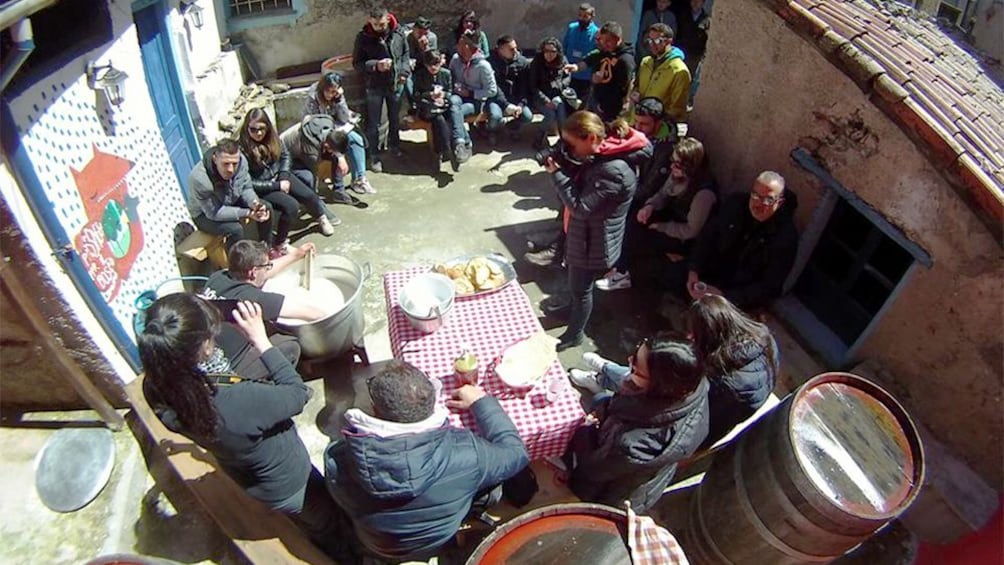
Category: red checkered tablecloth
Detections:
[{"x1": 383, "y1": 267, "x2": 585, "y2": 460}]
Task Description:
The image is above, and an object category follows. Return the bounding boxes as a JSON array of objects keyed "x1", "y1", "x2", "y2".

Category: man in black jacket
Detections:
[
  {"x1": 688, "y1": 171, "x2": 798, "y2": 310},
  {"x1": 566, "y1": 21, "x2": 635, "y2": 122},
  {"x1": 324, "y1": 362, "x2": 528, "y2": 561},
  {"x1": 353, "y1": 8, "x2": 411, "y2": 172},
  {"x1": 488, "y1": 35, "x2": 533, "y2": 142}
]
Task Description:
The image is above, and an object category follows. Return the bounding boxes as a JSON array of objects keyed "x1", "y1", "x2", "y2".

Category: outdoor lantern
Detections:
[
  {"x1": 86, "y1": 61, "x2": 128, "y2": 107},
  {"x1": 181, "y1": 0, "x2": 205, "y2": 28}
]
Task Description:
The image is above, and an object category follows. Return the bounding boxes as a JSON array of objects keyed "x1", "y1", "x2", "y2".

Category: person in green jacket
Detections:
[{"x1": 632, "y1": 23, "x2": 691, "y2": 123}]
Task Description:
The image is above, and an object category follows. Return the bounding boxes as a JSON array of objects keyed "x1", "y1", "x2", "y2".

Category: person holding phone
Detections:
[
  {"x1": 138, "y1": 294, "x2": 352, "y2": 560},
  {"x1": 186, "y1": 139, "x2": 276, "y2": 252},
  {"x1": 203, "y1": 239, "x2": 329, "y2": 324}
]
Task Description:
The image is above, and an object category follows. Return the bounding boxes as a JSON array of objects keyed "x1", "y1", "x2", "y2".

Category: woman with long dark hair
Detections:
[
  {"x1": 447, "y1": 11, "x2": 490, "y2": 59},
  {"x1": 565, "y1": 334, "x2": 709, "y2": 512},
  {"x1": 529, "y1": 37, "x2": 574, "y2": 150},
  {"x1": 540, "y1": 110, "x2": 652, "y2": 350},
  {"x1": 305, "y1": 72, "x2": 375, "y2": 196},
  {"x1": 598, "y1": 136, "x2": 718, "y2": 292},
  {"x1": 239, "y1": 108, "x2": 334, "y2": 258},
  {"x1": 138, "y1": 294, "x2": 348, "y2": 558},
  {"x1": 688, "y1": 293, "x2": 779, "y2": 447}
]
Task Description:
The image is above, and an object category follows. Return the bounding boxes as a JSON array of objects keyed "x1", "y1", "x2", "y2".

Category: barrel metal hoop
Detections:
[{"x1": 735, "y1": 438, "x2": 833, "y2": 563}]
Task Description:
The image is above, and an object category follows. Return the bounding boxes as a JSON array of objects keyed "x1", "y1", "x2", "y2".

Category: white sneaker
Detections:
[
  {"x1": 595, "y1": 271, "x2": 632, "y2": 291},
  {"x1": 568, "y1": 369, "x2": 603, "y2": 394},
  {"x1": 318, "y1": 216, "x2": 335, "y2": 236},
  {"x1": 582, "y1": 352, "x2": 608, "y2": 373}
]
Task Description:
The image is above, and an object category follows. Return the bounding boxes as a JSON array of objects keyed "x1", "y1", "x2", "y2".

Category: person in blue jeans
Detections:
[
  {"x1": 353, "y1": 9, "x2": 410, "y2": 173},
  {"x1": 529, "y1": 37, "x2": 574, "y2": 150},
  {"x1": 563, "y1": 3, "x2": 600, "y2": 101},
  {"x1": 305, "y1": 72, "x2": 375, "y2": 196},
  {"x1": 564, "y1": 335, "x2": 709, "y2": 512},
  {"x1": 448, "y1": 30, "x2": 496, "y2": 152},
  {"x1": 488, "y1": 35, "x2": 533, "y2": 143}
]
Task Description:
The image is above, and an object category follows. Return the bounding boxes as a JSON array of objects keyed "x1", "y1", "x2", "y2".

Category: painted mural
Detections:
[
  {"x1": 8, "y1": 55, "x2": 192, "y2": 341},
  {"x1": 70, "y1": 146, "x2": 144, "y2": 302}
]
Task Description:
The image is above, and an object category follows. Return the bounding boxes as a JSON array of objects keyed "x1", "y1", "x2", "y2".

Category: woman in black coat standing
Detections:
[
  {"x1": 541, "y1": 110, "x2": 652, "y2": 350},
  {"x1": 688, "y1": 293, "x2": 779, "y2": 448}
]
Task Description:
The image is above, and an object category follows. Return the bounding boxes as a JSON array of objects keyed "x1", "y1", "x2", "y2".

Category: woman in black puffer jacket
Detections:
[
  {"x1": 239, "y1": 108, "x2": 334, "y2": 258},
  {"x1": 688, "y1": 294, "x2": 780, "y2": 448},
  {"x1": 542, "y1": 111, "x2": 652, "y2": 350}
]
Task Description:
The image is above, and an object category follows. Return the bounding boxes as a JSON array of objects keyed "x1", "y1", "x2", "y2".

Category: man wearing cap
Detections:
[{"x1": 407, "y1": 17, "x2": 438, "y2": 60}]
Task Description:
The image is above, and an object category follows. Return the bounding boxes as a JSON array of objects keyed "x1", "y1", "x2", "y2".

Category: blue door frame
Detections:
[
  {"x1": 134, "y1": 0, "x2": 200, "y2": 198},
  {"x1": 0, "y1": 100, "x2": 142, "y2": 371}
]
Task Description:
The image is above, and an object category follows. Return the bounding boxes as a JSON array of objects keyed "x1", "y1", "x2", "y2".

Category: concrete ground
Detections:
[{"x1": 0, "y1": 127, "x2": 845, "y2": 564}]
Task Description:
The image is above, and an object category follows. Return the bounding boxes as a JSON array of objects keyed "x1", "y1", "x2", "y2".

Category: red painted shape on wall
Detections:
[{"x1": 69, "y1": 145, "x2": 144, "y2": 302}]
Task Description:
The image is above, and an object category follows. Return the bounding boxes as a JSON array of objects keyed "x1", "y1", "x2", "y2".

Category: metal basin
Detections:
[
  {"x1": 399, "y1": 273, "x2": 455, "y2": 333},
  {"x1": 264, "y1": 254, "x2": 369, "y2": 359}
]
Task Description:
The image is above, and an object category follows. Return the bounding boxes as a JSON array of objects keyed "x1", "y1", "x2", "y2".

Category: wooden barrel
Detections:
[
  {"x1": 466, "y1": 503, "x2": 631, "y2": 564},
  {"x1": 685, "y1": 372, "x2": 924, "y2": 565}
]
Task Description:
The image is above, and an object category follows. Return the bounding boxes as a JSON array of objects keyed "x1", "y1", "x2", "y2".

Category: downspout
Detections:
[{"x1": 0, "y1": 18, "x2": 34, "y2": 92}]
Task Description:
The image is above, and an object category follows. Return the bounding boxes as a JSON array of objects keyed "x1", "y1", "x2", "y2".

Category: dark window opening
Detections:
[
  {"x1": 0, "y1": 0, "x2": 113, "y2": 95},
  {"x1": 793, "y1": 198, "x2": 913, "y2": 345},
  {"x1": 229, "y1": 0, "x2": 293, "y2": 17}
]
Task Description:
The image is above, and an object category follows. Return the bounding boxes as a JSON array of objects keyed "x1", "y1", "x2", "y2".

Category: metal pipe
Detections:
[
  {"x1": 0, "y1": 18, "x2": 35, "y2": 92},
  {"x1": 0, "y1": 0, "x2": 56, "y2": 31}
]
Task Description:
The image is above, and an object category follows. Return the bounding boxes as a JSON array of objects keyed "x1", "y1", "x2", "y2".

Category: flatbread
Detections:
[{"x1": 495, "y1": 332, "x2": 559, "y2": 388}]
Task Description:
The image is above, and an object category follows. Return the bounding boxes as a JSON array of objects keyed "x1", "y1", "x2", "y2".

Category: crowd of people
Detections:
[{"x1": 162, "y1": 1, "x2": 806, "y2": 561}]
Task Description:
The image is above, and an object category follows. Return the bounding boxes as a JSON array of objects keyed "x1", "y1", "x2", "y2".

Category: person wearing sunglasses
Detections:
[
  {"x1": 239, "y1": 108, "x2": 336, "y2": 258},
  {"x1": 635, "y1": 0, "x2": 677, "y2": 63},
  {"x1": 630, "y1": 22, "x2": 690, "y2": 123},
  {"x1": 598, "y1": 136, "x2": 717, "y2": 294},
  {"x1": 687, "y1": 170, "x2": 799, "y2": 310},
  {"x1": 564, "y1": 334, "x2": 709, "y2": 512}
]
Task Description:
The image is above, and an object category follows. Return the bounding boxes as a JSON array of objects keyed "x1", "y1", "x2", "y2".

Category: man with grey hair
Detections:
[{"x1": 686, "y1": 170, "x2": 799, "y2": 310}]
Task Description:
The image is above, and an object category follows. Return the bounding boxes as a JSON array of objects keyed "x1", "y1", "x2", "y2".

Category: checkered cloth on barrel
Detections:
[
  {"x1": 626, "y1": 502, "x2": 690, "y2": 565},
  {"x1": 383, "y1": 267, "x2": 586, "y2": 460}
]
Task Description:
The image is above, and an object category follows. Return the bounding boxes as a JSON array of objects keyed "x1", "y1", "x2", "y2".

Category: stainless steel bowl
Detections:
[{"x1": 399, "y1": 273, "x2": 456, "y2": 333}]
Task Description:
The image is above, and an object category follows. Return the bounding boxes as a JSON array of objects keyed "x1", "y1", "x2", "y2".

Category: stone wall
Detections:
[
  {"x1": 235, "y1": 0, "x2": 637, "y2": 78},
  {"x1": 690, "y1": 0, "x2": 1003, "y2": 486}
]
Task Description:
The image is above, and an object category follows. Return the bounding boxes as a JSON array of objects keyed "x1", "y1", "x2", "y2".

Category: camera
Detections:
[{"x1": 534, "y1": 141, "x2": 564, "y2": 167}]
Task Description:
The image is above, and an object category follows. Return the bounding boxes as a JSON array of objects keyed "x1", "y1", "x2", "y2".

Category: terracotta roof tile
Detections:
[{"x1": 762, "y1": 0, "x2": 1004, "y2": 237}]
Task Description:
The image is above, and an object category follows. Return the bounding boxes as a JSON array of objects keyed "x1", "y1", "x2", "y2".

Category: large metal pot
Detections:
[{"x1": 264, "y1": 254, "x2": 370, "y2": 360}]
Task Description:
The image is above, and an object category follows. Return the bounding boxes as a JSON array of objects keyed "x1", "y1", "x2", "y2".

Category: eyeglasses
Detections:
[
  {"x1": 627, "y1": 337, "x2": 651, "y2": 379},
  {"x1": 542, "y1": 49, "x2": 558, "y2": 54},
  {"x1": 645, "y1": 37, "x2": 670, "y2": 44},
  {"x1": 249, "y1": 126, "x2": 268, "y2": 134},
  {"x1": 750, "y1": 192, "x2": 783, "y2": 206},
  {"x1": 254, "y1": 262, "x2": 274, "y2": 271}
]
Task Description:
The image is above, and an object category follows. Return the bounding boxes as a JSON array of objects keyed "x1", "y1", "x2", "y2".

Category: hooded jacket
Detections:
[
  {"x1": 583, "y1": 42, "x2": 636, "y2": 119},
  {"x1": 563, "y1": 19, "x2": 599, "y2": 81},
  {"x1": 449, "y1": 51, "x2": 498, "y2": 101},
  {"x1": 186, "y1": 147, "x2": 258, "y2": 222},
  {"x1": 324, "y1": 396, "x2": 528, "y2": 559},
  {"x1": 488, "y1": 51, "x2": 531, "y2": 107},
  {"x1": 570, "y1": 378, "x2": 709, "y2": 512},
  {"x1": 702, "y1": 335, "x2": 779, "y2": 448},
  {"x1": 554, "y1": 128, "x2": 652, "y2": 270},
  {"x1": 638, "y1": 46, "x2": 691, "y2": 122},
  {"x1": 353, "y1": 13, "x2": 411, "y2": 91},
  {"x1": 691, "y1": 191, "x2": 799, "y2": 310}
]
